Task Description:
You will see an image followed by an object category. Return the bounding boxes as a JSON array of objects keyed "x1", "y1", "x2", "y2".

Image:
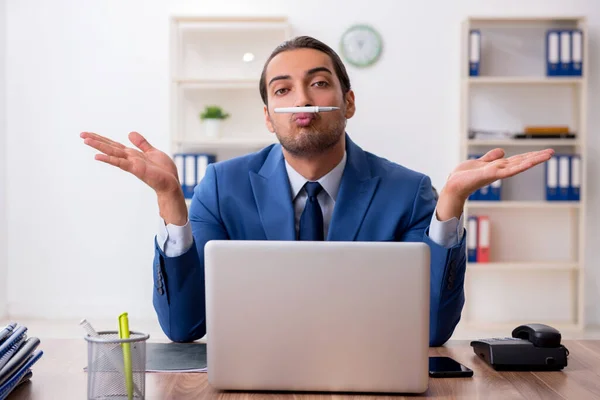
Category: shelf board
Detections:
[
  {"x1": 174, "y1": 78, "x2": 259, "y2": 90},
  {"x1": 467, "y1": 16, "x2": 586, "y2": 24},
  {"x1": 467, "y1": 139, "x2": 581, "y2": 147},
  {"x1": 173, "y1": 16, "x2": 288, "y2": 23},
  {"x1": 467, "y1": 76, "x2": 583, "y2": 85},
  {"x1": 177, "y1": 20, "x2": 290, "y2": 32},
  {"x1": 468, "y1": 262, "x2": 579, "y2": 271},
  {"x1": 175, "y1": 137, "x2": 276, "y2": 149},
  {"x1": 466, "y1": 201, "x2": 580, "y2": 209}
]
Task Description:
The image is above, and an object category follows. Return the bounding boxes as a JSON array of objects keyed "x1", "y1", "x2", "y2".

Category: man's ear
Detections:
[
  {"x1": 264, "y1": 105, "x2": 275, "y2": 132},
  {"x1": 344, "y1": 90, "x2": 356, "y2": 119}
]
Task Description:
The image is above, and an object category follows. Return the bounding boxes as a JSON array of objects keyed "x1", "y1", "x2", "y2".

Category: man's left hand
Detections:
[{"x1": 436, "y1": 148, "x2": 555, "y2": 221}]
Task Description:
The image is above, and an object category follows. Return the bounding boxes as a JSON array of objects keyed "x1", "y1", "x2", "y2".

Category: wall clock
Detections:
[{"x1": 340, "y1": 24, "x2": 383, "y2": 68}]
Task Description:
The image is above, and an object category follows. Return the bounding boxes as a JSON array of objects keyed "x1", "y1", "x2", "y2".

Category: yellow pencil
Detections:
[{"x1": 118, "y1": 312, "x2": 134, "y2": 400}]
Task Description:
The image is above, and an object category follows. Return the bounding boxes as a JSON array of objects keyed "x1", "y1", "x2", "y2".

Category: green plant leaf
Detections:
[{"x1": 199, "y1": 105, "x2": 230, "y2": 120}]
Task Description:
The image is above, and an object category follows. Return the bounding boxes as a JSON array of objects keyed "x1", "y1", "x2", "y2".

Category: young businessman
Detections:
[{"x1": 81, "y1": 36, "x2": 554, "y2": 346}]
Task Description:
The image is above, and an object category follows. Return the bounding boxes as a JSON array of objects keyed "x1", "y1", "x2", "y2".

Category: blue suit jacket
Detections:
[{"x1": 153, "y1": 134, "x2": 466, "y2": 346}]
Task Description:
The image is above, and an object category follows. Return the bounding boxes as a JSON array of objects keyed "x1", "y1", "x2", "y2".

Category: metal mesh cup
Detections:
[{"x1": 85, "y1": 330, "x2": 150, "y2": 400}]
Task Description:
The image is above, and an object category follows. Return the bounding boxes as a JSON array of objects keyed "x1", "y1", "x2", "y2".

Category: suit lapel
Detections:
[
  {"x1": 327, "y1": 135, "x2": 380, "y2": 241},
  {"x1": 249, "y1": 146, "x2": 296, "y2": 241}
]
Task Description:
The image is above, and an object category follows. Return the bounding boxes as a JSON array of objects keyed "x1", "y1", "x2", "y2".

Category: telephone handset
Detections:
[{"x1": 470, "y1": 323, "x2": 569, "y2": 371}]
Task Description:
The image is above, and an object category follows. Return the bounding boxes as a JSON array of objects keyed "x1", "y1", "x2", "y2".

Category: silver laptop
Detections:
[{"x1": 204, "y1": 240, "x2": 430, "y2": 394}]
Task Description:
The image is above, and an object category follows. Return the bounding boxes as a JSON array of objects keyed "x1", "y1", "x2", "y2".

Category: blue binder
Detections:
[
  {"x1": 174, "y1": 153, "x2": 217, "y2": 199},
  {"x1": 546, "y1": 30, "x2": 560, "y2": 77},
  {"x1": 557, "y1": 154, "x2": 570, "y2": 201},
  {"x1": 490, "y1": 180, "x2": 501, "y2": 201},
  {"x1": 467, "y1": 215, "x2": 478, "y2": 263},
  {"x1": 545, "y1": 155, "x2": 559, "y2": 201},
  {"x1": 469, "y1": 30, "x2": 481, "y2": 76},
  {"x1": 571, "y1": 29, "x2": 583, "y2": 77},
  {"x1": 479, "y1": 184, "x2": 491, "y2": 201},
  {"x1": 467, "y1": 154, "x2": 481, "y2": 201},
  {"x1": 559, "y1": 30, "x2": 572, "y2": 76},
  {"x1": 569, "y1": 154, "x2": 581, "y2": 201}
]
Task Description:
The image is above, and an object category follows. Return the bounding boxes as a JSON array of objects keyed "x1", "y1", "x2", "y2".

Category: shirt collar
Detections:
[{"x1": 285, "y1": 151, "x2": 347, "y2": 202}]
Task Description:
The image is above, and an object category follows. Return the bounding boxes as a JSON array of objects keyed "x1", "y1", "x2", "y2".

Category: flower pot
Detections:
[{"x1": 203, "y1": 119, "x2": 221, "y2": 138}]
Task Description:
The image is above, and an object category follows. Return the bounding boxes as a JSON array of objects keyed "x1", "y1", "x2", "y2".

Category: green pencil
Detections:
[{"x1": 118, "y1": 312, "x2": 134, "y2": 400}]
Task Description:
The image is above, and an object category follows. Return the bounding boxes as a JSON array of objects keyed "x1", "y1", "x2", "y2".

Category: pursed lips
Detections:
[{"x1": 293, "y1": 113, "x2": 315, "y2": 127}]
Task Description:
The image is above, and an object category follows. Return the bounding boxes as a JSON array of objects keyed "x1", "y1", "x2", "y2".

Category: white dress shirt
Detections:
[{"x1": 157, "y1": 152, "x2": 464, "y2": 257}]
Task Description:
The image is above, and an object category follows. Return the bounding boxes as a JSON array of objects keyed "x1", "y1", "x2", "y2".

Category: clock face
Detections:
[{"x1": 340, "y1": 24, "x2": 383, "y2": 67}]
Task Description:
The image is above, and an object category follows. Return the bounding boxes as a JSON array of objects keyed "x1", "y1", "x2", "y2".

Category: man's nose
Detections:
[{"x1": 293, "y1": 86, "x2": 313, "y2": 107}]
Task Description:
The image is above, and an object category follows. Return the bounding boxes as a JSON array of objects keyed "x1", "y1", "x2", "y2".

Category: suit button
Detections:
[
  {"x1": 157, "y1": 287, "x2": 164, "y2": 295},
  {"x1": 156, "y1": 279, "x2": 164, "y2": 289}
]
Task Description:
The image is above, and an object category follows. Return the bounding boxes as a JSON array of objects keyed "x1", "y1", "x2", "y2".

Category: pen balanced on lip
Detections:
[{"x1": 274, "y1": 106, "x2": 340, "y2": 113}]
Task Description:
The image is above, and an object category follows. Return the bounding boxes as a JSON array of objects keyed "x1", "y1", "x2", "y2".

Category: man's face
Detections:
[{"x1": 263, "y1": 48, "x2": 355, "y2": 157}]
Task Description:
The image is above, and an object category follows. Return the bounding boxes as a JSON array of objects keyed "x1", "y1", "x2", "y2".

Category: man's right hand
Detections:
[{"x1": 81, "y1": 131, "x2": 188, "y2": 226}]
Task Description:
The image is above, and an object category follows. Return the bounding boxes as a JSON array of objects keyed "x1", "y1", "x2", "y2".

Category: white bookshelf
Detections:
[
  {"x1": 459, "y1": 16, "x2": 588, "y2": 332},
  {"x1": 169, "y1": 16, "x2": 291, "y2": 169}
]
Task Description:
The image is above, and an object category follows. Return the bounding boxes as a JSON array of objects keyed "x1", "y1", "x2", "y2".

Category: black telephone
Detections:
[{"x1": 470, "y1": 323, "x2": 569, "y2": 371}]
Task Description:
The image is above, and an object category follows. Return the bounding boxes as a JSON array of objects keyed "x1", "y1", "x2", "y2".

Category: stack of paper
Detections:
[{"x1": 0, "y1": 323, "x2": 44, "y2": 399}]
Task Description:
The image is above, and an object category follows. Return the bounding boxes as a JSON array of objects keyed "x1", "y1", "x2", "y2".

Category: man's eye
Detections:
[
  {"x1": 313, "y1": 81, "x2": 329, "y2": 87},
  {"x1": 274, "y1": 88, "x2": 289, "y2": 95}
]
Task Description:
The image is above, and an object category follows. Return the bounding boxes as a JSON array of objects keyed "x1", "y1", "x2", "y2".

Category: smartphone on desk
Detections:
[{"x1": 429, "y1": 356, "x2": 473, "y2": 378}]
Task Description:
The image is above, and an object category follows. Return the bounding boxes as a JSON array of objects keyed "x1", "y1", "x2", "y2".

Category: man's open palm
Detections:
[
  {"x1": 80, "y1": 131, "x2": 181, "y2": 195},
  {"x1": 446, "y1": 148, "x2": 555, "y2": 200}
]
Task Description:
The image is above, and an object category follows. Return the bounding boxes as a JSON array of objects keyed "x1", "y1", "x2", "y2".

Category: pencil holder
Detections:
[{"x1": 85, "y1": 330, "x2": 149, "y2": 400}]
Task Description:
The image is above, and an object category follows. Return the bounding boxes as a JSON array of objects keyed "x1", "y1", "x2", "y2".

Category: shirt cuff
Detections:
[
  {"x1": 156, "y1": 217, "x2": 194, "y2": 258},
  {"x1": 427, "y1": 208, "x2": 465, "y2": 248}
]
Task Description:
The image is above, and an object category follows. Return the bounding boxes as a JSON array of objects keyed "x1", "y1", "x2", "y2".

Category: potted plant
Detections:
[{"x1": 199, "y1": 105, "x2": 230, "y2": 138}]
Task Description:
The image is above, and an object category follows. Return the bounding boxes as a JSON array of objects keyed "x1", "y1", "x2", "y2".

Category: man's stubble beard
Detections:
[{"x1": 271, "y1": 113, "x2": 347, "y2": 158}]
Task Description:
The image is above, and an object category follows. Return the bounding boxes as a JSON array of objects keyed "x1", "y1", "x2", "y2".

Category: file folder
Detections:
[
  {"x1": 184, "y1": 154, "x2": 196, "y2": 199},
  {"x1": 476, "y1": 216, "x2": 490, "y2": 263},
  {"x1": 195, "y1": 154, "x2": 217, "y2": 185},
  {"x1": 469, "y1": 30, "x2": 481, "y2": 76},
  {"x1": 571, "y1": 29, "x2": 583, "y2": 76},
  {"x1": 480, "y1": 184, "x2": 492, "y2": 201},
  {"x1": 569, "y1": 155, "x2": 581, "y2": 201},
  {"x1": 175, "y1": 153, "x2": 217, "y2": 199},
  {"x1": 560, "y1": 30, "x2": 571, "y2": 76},
  {"x1": 490, "y1": 180, "x2": 501, "y2": 201},
  {"x1": 545, "y1": 156, "x2": 559, "y2": 201},
  {"x1": 0, "y1": 350, "x2": 43, "y2": 400},
  {"x1": 546, "y1": 30, "x2": 560, "y2": 76},
  {"x1": 174, "y1": 153, "x2": 184, "y2": 187},
  {"x1": 467, "y1": 216, "x2": 478, "y2": 263},
  {"x1": 467, "y1": 154, "x2": 481, "y2": 201},
  {"x1": 558, "y1": 154, "x2": 570, "y2": 201}
]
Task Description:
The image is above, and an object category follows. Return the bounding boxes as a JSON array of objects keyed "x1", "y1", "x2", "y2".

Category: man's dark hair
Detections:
[{"x1": 259, "y1": 36, "x2": 352, "y2": 106}]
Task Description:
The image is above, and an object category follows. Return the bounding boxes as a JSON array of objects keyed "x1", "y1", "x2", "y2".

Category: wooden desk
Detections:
[{"x1": 8, "y1": 339, "x2": 600, "y2": 399}]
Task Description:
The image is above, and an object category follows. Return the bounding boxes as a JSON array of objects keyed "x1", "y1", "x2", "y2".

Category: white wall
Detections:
[
  {"x1": 0, "y1": 0, "x2": 7, "y2": 318},
  {"x1": 4, "y1": 0, "x2": 600, "y2": 331}
]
